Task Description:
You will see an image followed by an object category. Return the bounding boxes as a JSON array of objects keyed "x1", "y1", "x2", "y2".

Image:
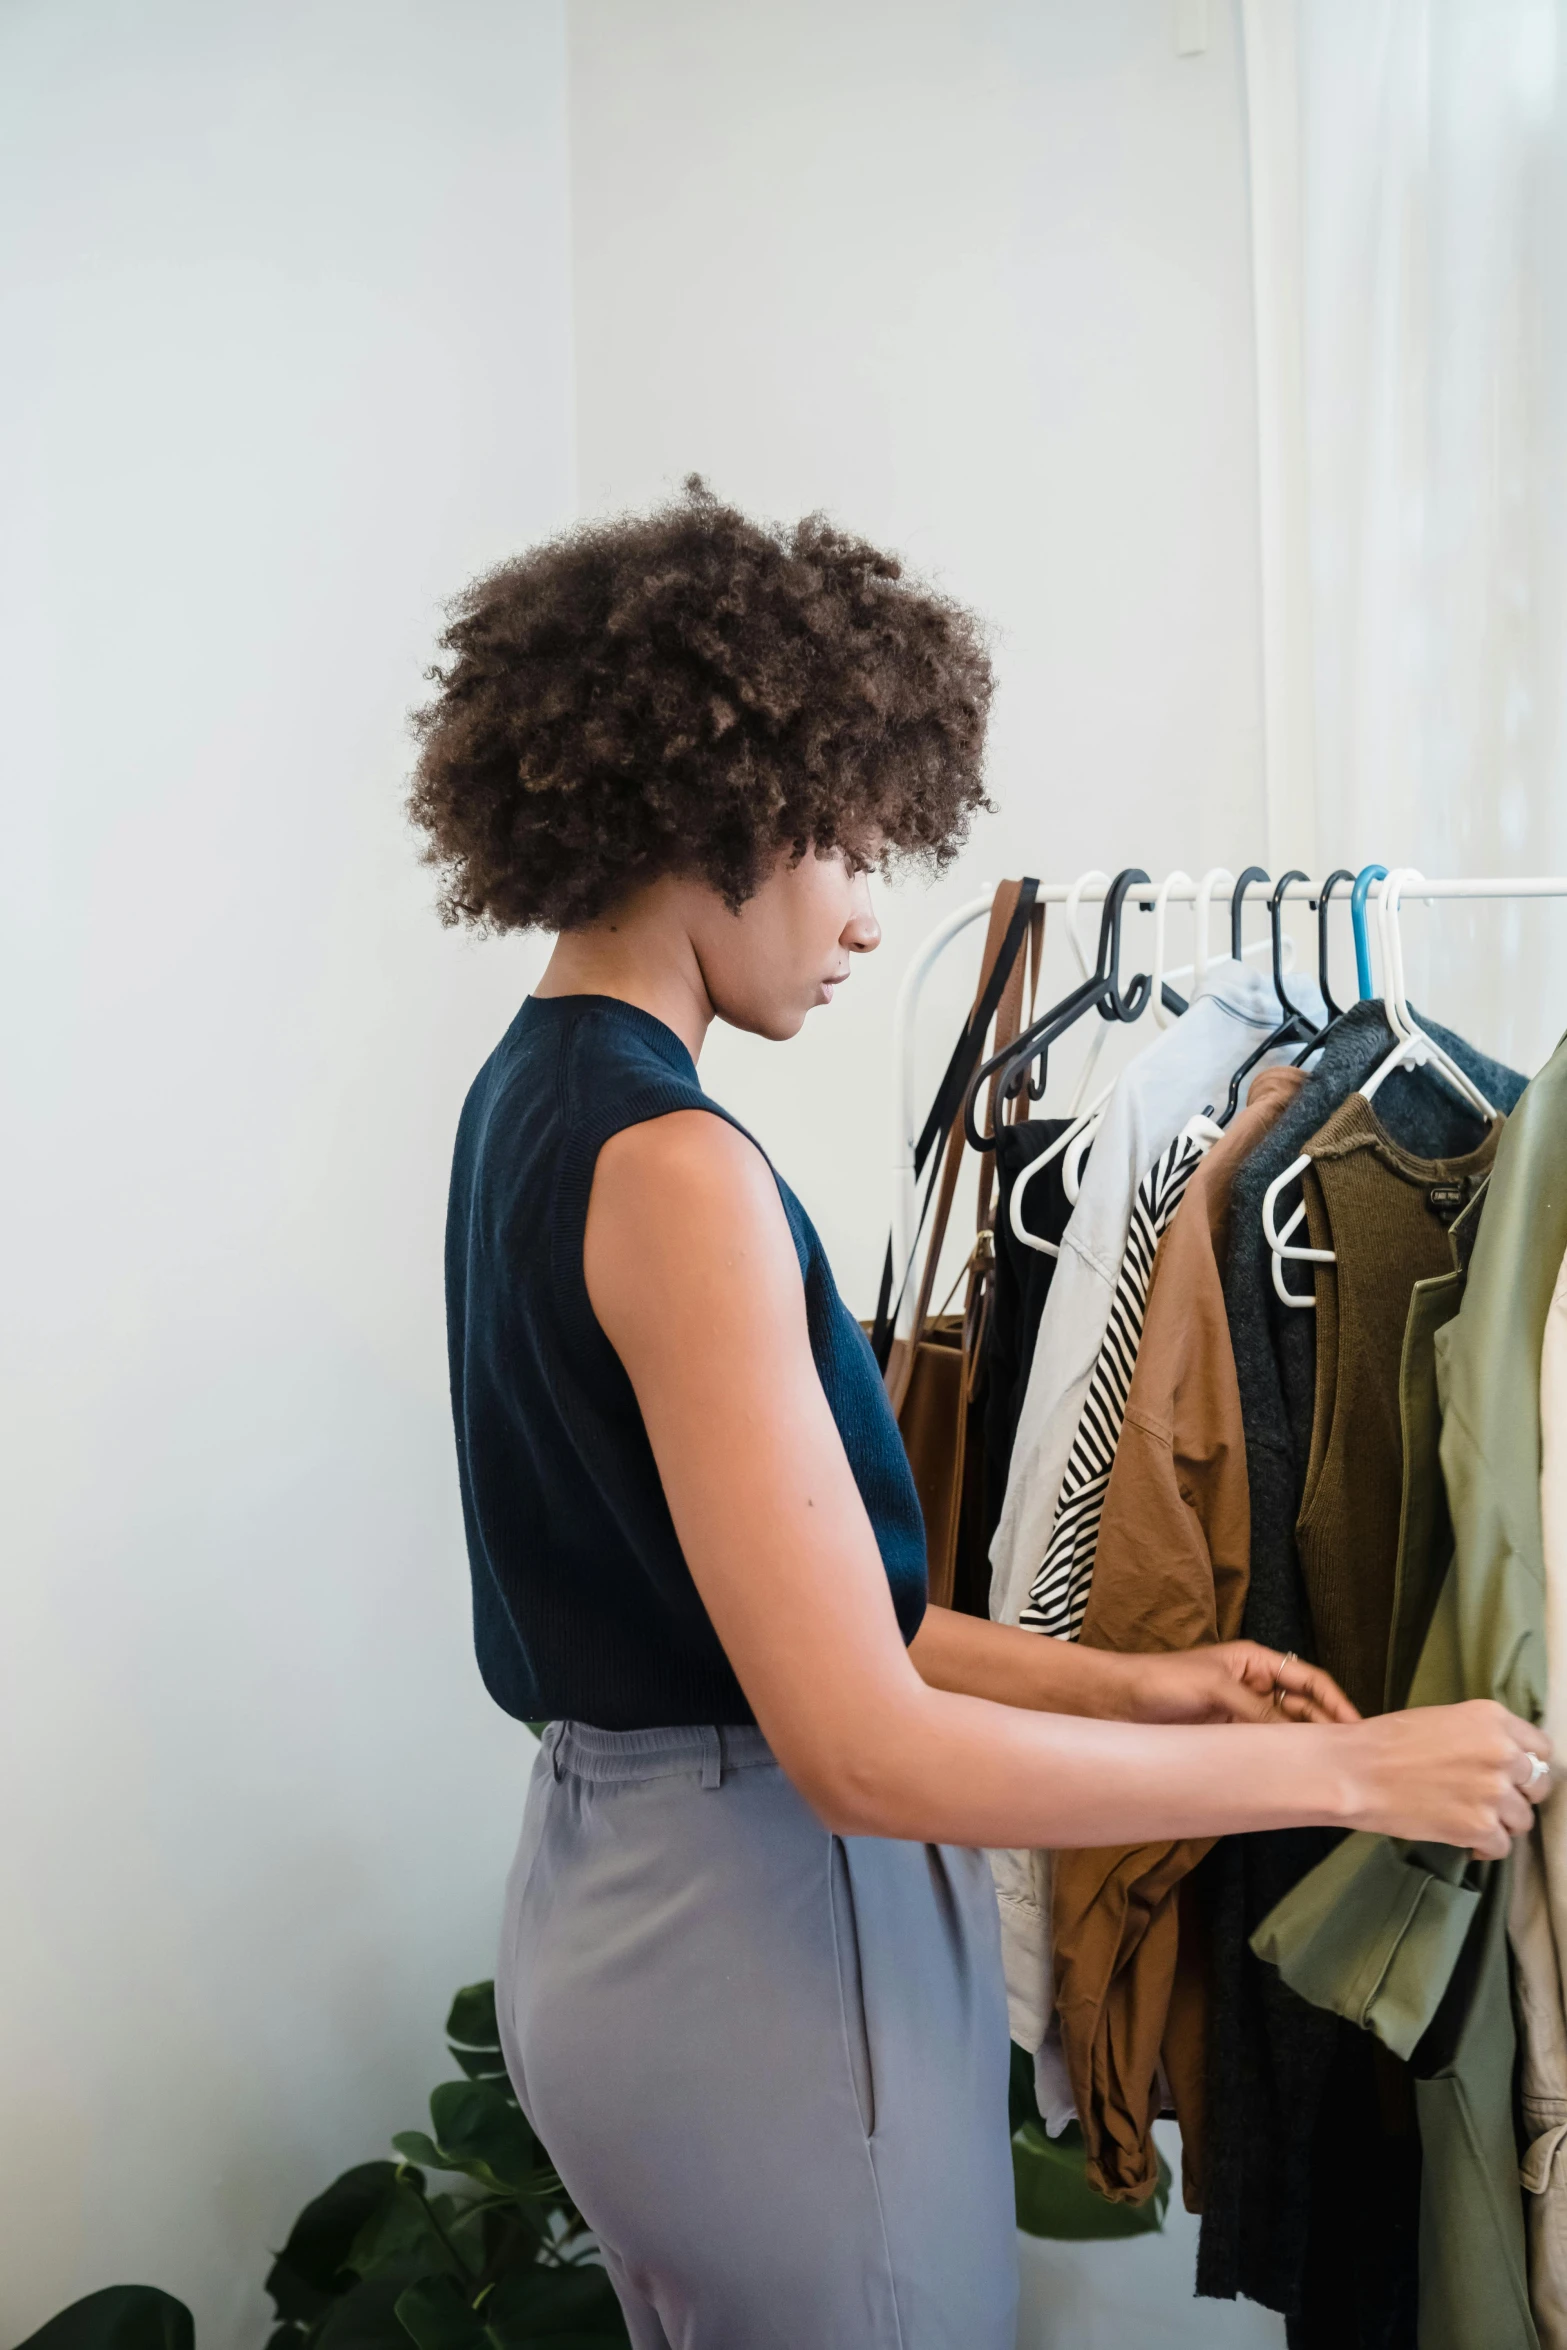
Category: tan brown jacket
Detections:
[{"x1": 1050, "y1": 1061, "x2": 1304, "y2": 2207}]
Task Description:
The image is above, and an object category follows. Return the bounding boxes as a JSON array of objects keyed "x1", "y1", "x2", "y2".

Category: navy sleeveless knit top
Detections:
[{"x1": 445, "y1": 994, "x2": 927, "y2": 1730}]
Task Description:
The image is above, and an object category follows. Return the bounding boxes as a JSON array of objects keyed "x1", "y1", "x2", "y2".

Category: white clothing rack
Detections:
[{"x1": 891, "y1": 874, "x2": 1567, "y2": 1333}]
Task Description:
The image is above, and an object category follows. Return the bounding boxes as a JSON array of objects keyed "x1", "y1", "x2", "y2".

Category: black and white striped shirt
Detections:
[{"x1": 1020, "y1": 1115, "x2": 1219, "y2": 1640}]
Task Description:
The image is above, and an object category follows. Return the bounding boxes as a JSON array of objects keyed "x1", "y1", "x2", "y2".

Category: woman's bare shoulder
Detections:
[
  {"x1": 596, "y1": 1105, "x2": 769, "y2": 1197},
  {"x1": 587, "y1": 1110, "x2": 799, "y2": 1330}
]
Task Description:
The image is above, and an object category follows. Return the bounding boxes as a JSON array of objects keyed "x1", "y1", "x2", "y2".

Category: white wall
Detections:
[
  {"x1": 0, "y1": 4, "x2": 1292, "y2": 2343},
  {"x1": 568, "y1": 0, "x2": 1271, "y2": 1314},
  {"x1": 0, "y1": 3, "x2": 569, "y2": 2341}
]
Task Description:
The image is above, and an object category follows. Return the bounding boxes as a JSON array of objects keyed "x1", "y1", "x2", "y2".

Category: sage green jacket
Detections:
[{"x1": 1251, "y1": 1034, "x2": 1567, "y2": 2350}]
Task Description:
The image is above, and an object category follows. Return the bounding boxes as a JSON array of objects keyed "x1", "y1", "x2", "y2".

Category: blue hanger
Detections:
[{"x1": 1350, "y1": 864, "x2": 1388, "y2": 1000}]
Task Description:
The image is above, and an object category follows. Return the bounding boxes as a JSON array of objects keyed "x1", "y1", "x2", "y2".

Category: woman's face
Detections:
[{"x1": 689, "y1": 843, "x2": 882, "y2": 1041}]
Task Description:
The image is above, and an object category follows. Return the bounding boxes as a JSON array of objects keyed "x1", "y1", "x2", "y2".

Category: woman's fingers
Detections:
[
  {"x1": 1275, "y1": 1655, "x2": 1359, "y2": 1723},
  {"x1": 1229, "y1": 1642, "x2": 1360, "y2": 1725},
  {"x1": 1510, "y1": 1740, "x2": 1555, "y2": 1803},
  {"x1": 1278, "y1": 1689, "x2": 1339, "y2": 1724},
  {"x1": 1273, "y1": 1676, "x2": 1358, "y2": 1725},
  {"x1": 1358, "y1": 1698, "x2": 1552, "y2": 1851}
]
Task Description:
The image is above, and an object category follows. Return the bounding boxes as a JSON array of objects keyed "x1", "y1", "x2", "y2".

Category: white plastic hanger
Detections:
[
  {"x1": 1192, "y1": 867, "x2": 1234, "y2": 987},
  {"x1": 1006, "y1": 1077, "x2": 1115, "y2": 1254},
  {"x1": 1262, "y1": 866, "x2": 1497, "y2": 1307},
  {"x1": 1150, "y1": 869, "x2": 1194, "y2": 1030},
  {"x1": 1370, "y1": 867, "x2": 1495, "y2": 1117},
  {"x1": 1062, "y1": 869, "x2": 1112, "y2": 1115}
]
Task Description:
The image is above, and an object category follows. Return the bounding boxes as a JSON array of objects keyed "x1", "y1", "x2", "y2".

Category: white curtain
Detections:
[{"x1": 1250, "y1": 0, "x2": 1567, "y2": 1072}]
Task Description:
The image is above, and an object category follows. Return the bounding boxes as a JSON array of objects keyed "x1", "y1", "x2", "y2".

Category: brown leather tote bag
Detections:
[{"x1": 878, "y1": 881, "x2": 1042, "y2": 1610}]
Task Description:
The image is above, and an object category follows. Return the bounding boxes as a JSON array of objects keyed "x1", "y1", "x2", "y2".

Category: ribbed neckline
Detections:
[
  {"x1": 1307, "y1": 1087, "x2": 1503, "y2": 1181},
  {"x1": 519, "y1": 992, "x2": 700, "y2": 1081}
]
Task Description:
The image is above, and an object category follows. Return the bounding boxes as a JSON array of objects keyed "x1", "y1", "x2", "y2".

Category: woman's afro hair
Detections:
[{"x1": 407, "y1": 477, "x2": 994, "y2": 931}]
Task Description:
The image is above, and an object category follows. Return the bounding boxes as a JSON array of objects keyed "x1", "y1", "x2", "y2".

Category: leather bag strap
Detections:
[
  {"x1": 884, "y1": 882, "x2": 1030, "y2": 1412},
  {"x1": 974, "y1": 899, "x2": 1044, "y2": 1235}
]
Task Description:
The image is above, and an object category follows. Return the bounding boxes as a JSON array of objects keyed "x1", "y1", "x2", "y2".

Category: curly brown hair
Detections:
[{"x1": 407, "y1": 478, "x2": 993, "y2": 931}]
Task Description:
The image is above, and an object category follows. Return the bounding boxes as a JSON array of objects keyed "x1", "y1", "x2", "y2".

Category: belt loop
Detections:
[
  {"x1": 699, "y1": 1725, "x2": 723, "y2": 1790},
  {"x1": 546, "y1": 1721, "x2": 566, "y2": 1782}
]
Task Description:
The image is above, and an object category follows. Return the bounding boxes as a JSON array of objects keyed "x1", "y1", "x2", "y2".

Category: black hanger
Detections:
[
  {"x1": 1290, "y1": 866, "x2": 1357, "y2": 1066},
  {"x1": 963, "y1": 868, "x2": 1152, "y2": 1149},
  {"x1": 1218, "y1": 869, "x2": 1320, "y2": 1123},
  {"x1": 1313, "y1": 867, "x2": 1354, "y2": 1022},
  {"x1": 1230, "y1": 865, "x2": 1270, "y2": 959}
]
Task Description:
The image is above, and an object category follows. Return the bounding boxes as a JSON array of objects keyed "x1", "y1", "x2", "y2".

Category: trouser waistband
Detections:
[{"x1": 543, "y1": 1720, "x2": 775, "y2": 1789}]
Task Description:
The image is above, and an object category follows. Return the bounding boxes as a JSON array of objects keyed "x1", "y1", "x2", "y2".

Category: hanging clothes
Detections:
[
  {"x1": 1196, "y1": 1002, "x2": 1527, "y2": 2330},
  {"x1": 1294, "y1": 1092, "x2": 1503, "y2": 1718},
  {"x1": 1245, "y1": 1197, "x2": 1504, "y2": 2350},
  {"x1": 1250, "y1": 1031, "x2": 1567, "y2": 2350},
  {"x1": 1022, "y1": 1111, "x2": 1221, "y2": 1640},
  {"x1": 1532, "y1": 1239, "x2": 1567, "y2": 2347},
  {"x1": 1511, "y1": 1824, "x2": 1567, "y2": 2350},
  {"x1": 1048, "y1": 1063, "x2": 1304, "y2": 2212},
  {"x1": 989, "y1": 958, "x2": 1326, "y2": 1633},
  {"x1": 1265, "y1": 1152, "x2": 1498, "y2": 2350},
  {"x1": 987, "y1": 961, "x2": 1324, "y2": 2118}
]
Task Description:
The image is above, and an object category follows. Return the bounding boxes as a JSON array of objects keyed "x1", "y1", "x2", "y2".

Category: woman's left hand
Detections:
[{"x1": 1116, "y1": 1642, "x2": 1360, "y2": 1726}]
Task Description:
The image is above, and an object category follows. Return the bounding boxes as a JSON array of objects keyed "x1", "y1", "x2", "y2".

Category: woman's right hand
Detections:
[{"x1": 1346, "y1": 1699, "x2": 1552, "y2": 1858}]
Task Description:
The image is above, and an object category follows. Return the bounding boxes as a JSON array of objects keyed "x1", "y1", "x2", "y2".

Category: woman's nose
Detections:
[{"x1": 843, "y1": 896, "x2": 881, "y2": 954}]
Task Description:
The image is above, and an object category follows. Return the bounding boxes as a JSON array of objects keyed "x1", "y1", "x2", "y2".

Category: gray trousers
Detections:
[{"x1": 496, "y1": 1720, "x2": 1019, "y2": 2350}]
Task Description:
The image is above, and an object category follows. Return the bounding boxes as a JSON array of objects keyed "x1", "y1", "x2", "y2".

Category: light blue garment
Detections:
[{"x1": 497, "y1": 1721, "x2": 1019, "y2": 2350}]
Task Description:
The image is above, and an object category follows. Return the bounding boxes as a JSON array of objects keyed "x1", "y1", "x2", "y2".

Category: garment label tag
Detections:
[{"x1": 1426, "y1": 1180, "x2": 1471, "y2": 1226}]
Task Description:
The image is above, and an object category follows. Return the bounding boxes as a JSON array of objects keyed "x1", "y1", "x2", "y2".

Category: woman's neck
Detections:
[{"x1": 533, "y1": 896, "x2": 714, "y2": 1062}]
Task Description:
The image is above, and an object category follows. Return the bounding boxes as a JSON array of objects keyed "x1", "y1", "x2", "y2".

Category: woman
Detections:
[{"x1": 412, "y1": 482, "x2": 1547, "y2": 2350}]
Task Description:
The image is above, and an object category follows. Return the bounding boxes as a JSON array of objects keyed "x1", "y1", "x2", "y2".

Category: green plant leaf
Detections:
[
  {"x1": 314, "y1": 2269, "x2": 432, "y2": 2350},
  {"x1": 483, "y1": 2264, "x2": 630, "y2": 2344},
  {"x1": 348, "y1": 2179, "x2": 471, "y2": 2282},
  {"x1": 1010, "y1": 2121, "x2": 1170, "y2": 2242},
  {"x1": 426, "y1": 2082, "x2": 540, "y2": 2193},
  {"x1": 1007, "y1": 2039, "x2": 1041, "y2": 2137},
  {"x1": 447, "y1": 2043, "x2": 510, "y2": 2083},
  {"x1": 445, "y1": 1982, "x2": 501, "y2": 2053},
  {"x1": 444, "y1": 2197, "x2": 547, "y2": 2276},
  {"x1": 12, "y1": 2288, "x2": 195, "y2": 2350},
  {"x1": 391, "y1": 2277, "x2": 486, "y2": 2350},
  {"x1": 391, "y1": 2134, "x2": 449, "y2": 2174},
  {"x1": 267, "y1": 2163, "x2": 404, "y2": 2315},
  {"x1": 487, "y1": 2337, "x2": 629, "y2": 2349}
]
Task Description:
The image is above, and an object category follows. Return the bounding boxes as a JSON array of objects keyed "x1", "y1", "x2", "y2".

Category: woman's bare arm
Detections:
[
  {"x1": 908, "y1": 1597, "x2": 1358, "y2": 1726},
  {"x1": 585, "y1": 1110, "x2": 1547, "y2": 1858}
]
